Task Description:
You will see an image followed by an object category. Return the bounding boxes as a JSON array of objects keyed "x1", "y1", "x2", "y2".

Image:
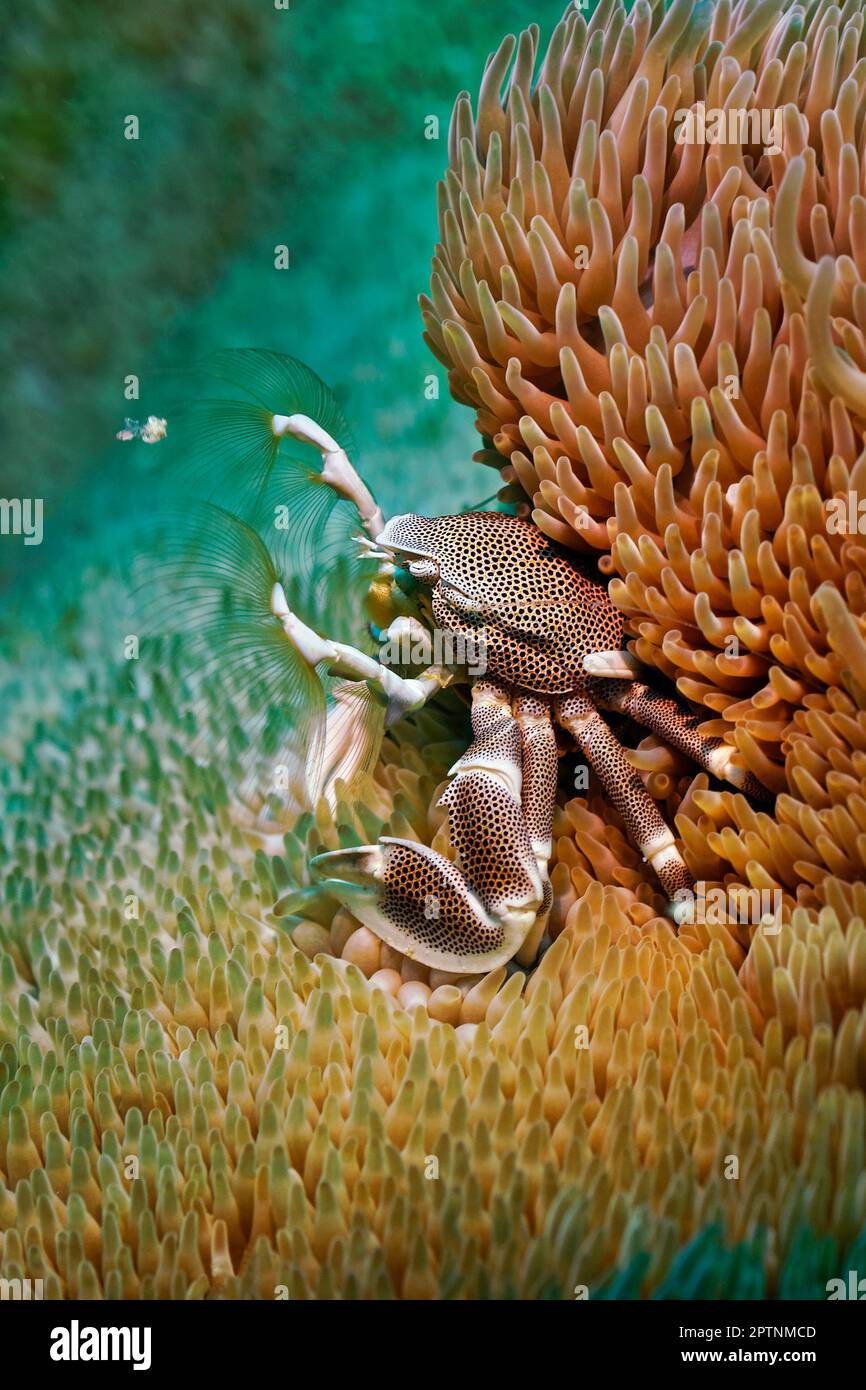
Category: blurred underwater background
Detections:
[{"x1": 0, "y1": 0, "x2": 555, "y2": 610}]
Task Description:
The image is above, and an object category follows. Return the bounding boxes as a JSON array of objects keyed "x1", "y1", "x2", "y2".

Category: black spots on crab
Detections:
[
  {"x1": 438, "y1": 774, "x2": 539, "y2": 916},
  {"x1": 379, "y1": 841, "x2": 505, "y2": 960},
  {"x1": 421, "y1": 511, "x2": 624, "y2": 695}
]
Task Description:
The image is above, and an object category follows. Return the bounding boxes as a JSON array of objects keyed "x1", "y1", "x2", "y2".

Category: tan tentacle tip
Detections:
[
  {"x1": 705, "y1": 745, "x2": 771, "y2": 800},
  {"x1": 582, "y1": 651, "x2": 641, "y2": 678},
  {"x1": 725, "y1": 480, "x2": 744, "y2": 507}
]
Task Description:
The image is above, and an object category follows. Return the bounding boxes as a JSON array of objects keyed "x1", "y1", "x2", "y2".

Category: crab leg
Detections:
[
  {"x1": 271, "y1": 411, "x2": 385, "y2": 540},
  {"x1": 512, "y1": 692, "x2": 558, "y2": 964},
  {"x1": 555, "y1": 692, "x2": 695, "y2": 904},
  {"x1": 271, "y1": 586, "x2": 451, "y2": 726},
  {"x1": 439, "y1": 678, "x2": 544, "y2": 956},
  {"x1": 587, "y1": 678, "x2": 771, "y2": 799},
  {"x1": 269, "y1": 389, "x2": 400, "y2": 626},
  {"x1": 272, "y1": 596, "x2": 452, "y2": 809}
]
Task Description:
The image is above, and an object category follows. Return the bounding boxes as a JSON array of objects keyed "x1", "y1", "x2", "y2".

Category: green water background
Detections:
[{"x1": 0, "y1": 0, "x2": 566, "y2": 617}]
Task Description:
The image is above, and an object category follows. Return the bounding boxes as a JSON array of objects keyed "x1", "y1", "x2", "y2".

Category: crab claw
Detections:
[
  {"x1": 308, "y1": 845, "x2": 385, "y2": 919},
  {"x1": 310, "y1": 838, "x2": 529, "y2": 973}
]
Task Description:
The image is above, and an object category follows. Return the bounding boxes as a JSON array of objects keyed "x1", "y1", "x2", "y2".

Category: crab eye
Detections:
[{"x1": 408, "y1": 558, "x2": 439, "y2": 583}]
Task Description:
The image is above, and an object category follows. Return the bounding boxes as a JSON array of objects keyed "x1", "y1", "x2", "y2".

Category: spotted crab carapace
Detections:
[{"x1": 149, "y1": 350, "x2": 772, "y2": 975}]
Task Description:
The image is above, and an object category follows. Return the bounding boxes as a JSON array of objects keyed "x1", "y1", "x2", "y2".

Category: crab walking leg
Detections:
[
  {"x1": 555, "y1": 693, "x2": 695, "y2": 903},
  {"x1": 437, "y1": 678, "x2": 544, "y2": 958},
  {"x1": 270, "y1": 584, "x2": 451, "y2": 726},
  {"x1": 271, "y1": 411, "x2": 385, "y2": 539},
  {"x1": 587, "y1": 679, "x2": 771, "y2": 800},
  {"x1": 512, "y1": 692, "x2": 558, "y2": 965}
]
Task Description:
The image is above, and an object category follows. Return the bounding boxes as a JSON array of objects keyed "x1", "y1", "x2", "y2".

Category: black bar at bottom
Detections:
[{"x1": 1, "y1": 1296, "x2": 862, "y2": 1377}]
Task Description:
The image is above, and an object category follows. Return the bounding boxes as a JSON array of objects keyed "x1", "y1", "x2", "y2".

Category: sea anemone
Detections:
[
  {"x1": 421, "y1": 0, "x2": 866, "y2": 802},
  {"x1": 2, "y1": 611, "x2": 865, "y2": 1299}
]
